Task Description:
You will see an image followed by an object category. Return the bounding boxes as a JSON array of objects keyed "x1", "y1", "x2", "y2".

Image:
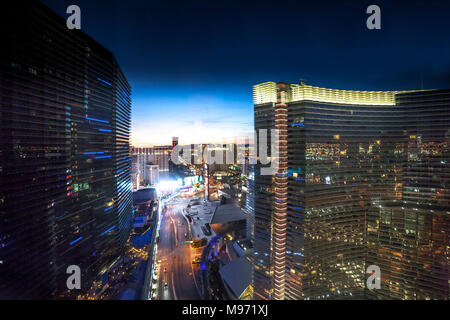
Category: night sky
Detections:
[{"x1": 42, "y1": 0, "x2": 450, "y2": 146}]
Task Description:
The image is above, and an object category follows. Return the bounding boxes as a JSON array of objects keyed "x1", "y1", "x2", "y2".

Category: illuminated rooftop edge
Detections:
[{"x1": 253, "y1": 81, "x2": 420, "y2": 106}]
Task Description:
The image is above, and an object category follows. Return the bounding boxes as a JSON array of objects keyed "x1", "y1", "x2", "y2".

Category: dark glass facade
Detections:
[
  {"x1": 252, "y1": 100, "x2": 276, "y2": 300},
  {"x1": 252, "y1": 82, "x2": 449, "y2": 300},
  {"x1": 0, "y1": 0, "x2": 132, "y2": 299},
  {"x1": 366, "y1": 90, "x2": 450, "y2": 299}
]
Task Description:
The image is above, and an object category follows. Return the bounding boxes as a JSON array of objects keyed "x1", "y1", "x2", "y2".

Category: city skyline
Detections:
[
  {"x1": 1, "y1": 0, "x2": 449, "y2": 305},
  {"x1": 41, "y1": 0, "x2": 450, "y2": 146}
]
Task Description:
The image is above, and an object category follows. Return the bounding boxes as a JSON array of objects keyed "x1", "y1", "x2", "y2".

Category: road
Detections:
[{"x1": 155, "y1": 193, "x2": 203, "y2": 300}]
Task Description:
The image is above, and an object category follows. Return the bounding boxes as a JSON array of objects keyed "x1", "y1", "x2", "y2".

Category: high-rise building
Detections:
[
  {"x1": 172, "y1": 136, "x2": 179, "y2": 148},
  {"x1": 244, "y1": 167, "x2": 255, "y2": 241},
  {"x1": 251, "y1": 81, "x2": 449, "y2": 300},
  {"x1": 366, "y1": 90, "x2": 450, "y2": 300},
  {"x1": 0, "y1": 0, "x2": 132, "y2": 299},
  {"x1": 131, "y1": 160, "x2": 141, "y2": 190},
  {"x1": 144, "y1": 164, "x2": 160, "y2": 187},
  {"x1": 131, "y1": 145, "x2": 171, "y2": 181}
]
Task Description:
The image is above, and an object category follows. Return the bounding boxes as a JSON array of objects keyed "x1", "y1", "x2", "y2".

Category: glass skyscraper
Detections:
[
  {"x1": 252, "y1": 81, "x2": 449, "y2": 300},
  {"x1": 0, "y1": 0, "x2": 132, "y2": 299},
  {"x1": 366, "y1": 90, "x2": 449, "y2": 300}
]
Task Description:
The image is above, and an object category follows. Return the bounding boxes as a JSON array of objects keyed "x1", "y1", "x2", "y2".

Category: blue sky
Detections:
[
  {"x1": 43, "y1": 0, "x2": 450, "y2": 146},
  {"x1": 131, "y1": 82, "x2": 253, "y2": 145}
]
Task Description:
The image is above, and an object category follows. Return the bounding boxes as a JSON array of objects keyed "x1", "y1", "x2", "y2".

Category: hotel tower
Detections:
[
  {"x1": 0, "y1": 0, "x2": 133, "y2": 298},
  {"x1": 252, "y1": 81, "x2": 449, "y2": 300}
]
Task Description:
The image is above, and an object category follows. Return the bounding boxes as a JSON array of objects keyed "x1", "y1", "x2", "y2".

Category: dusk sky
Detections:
[{"x1": 42, "y1": 0, "x2": 450, "y2": 146}]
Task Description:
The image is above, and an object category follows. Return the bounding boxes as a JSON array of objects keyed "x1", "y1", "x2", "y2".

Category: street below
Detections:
[{"x1": 155, "y1": 193, "x2": 203, "y2": 300}]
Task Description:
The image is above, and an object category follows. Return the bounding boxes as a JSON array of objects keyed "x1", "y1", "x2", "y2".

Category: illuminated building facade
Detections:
[
  {"x1": 131, "y1": 146, "x2": 172, "y2": 181},
  {"x1": 0, "y1": 0, "x2": 132, "y2": 299},
  {"x1": 144, "y1": 164, "x2": 160, "y2": 187},
  {"x1": 252, "y1": 81, "x2": 449, "y2": 300},
  {"x1": 244, "y1": 167, "x2": 256, "y2": 241},
  {"x1": 366, "y1": 90, "x2": 450, "y2": 300},
  {"x1": 172, "y1": 136, "x2": 179, "y2": 148}
]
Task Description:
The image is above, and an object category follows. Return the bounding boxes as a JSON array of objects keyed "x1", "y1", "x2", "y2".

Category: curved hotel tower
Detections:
[
  {"x1": 0, "y1": 1, "x2": 132, "y2": 299},
  {"x1": 252, "y1": 81, "x2": 449, "y2": 300}
]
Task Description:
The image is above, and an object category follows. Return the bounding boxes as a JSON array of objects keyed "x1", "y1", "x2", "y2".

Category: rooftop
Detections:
[
  {"x1": 210, "y1": 203, "x2": 246, "y2": 225},
  {"x1": 253, "y1": 81, "x2": 422, "y2": 106},
  {"x1": 133, "y1": 188, "x2": 157, "y2": 205},
  {"x1": 219, "y1": 257, "x2": 252, "y2": 299}
]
